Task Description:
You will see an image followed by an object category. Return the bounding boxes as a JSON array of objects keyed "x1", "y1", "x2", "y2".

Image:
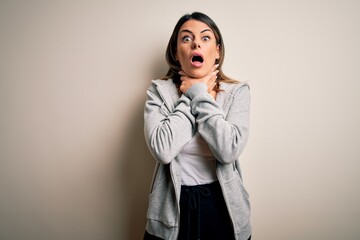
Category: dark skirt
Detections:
[{"x1": 144, "y1": 181, "x2": 251, "y2": 240}]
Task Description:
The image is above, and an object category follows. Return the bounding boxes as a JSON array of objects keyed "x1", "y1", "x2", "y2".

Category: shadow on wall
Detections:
[
  {"x1": 120, "y1": 104, "x2": 155, "y2": 240},
  {"x1": 120, "y1": 56, "x2": 168, "y2": 240}
]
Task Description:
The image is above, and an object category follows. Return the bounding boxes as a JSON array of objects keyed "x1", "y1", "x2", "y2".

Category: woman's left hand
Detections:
[{"x1": 179, "y1": 65, "x2": 219, "y2": 95}]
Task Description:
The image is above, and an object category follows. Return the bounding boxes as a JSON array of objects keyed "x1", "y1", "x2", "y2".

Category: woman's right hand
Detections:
[{"x1": 179, "y1": 64, "x2": 219, "y2": 94}]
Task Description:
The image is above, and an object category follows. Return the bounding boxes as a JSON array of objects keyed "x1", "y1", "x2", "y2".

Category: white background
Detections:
[{"x1": 1, "y1": 0, "x2": 359, "y2": 239}]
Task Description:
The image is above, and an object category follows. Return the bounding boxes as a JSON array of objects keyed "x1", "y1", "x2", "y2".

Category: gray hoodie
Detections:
[{"x1": 144, "y1": 79, "x2": 251, "y2": 240}]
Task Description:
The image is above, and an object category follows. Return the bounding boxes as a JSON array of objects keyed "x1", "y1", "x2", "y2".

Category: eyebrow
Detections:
[
  {"x1": 179, "y1": 28, "x2": 213, "y2": 34},
  {"x1": 201, "y1": 29, "x2": 212, "y2": 33}
]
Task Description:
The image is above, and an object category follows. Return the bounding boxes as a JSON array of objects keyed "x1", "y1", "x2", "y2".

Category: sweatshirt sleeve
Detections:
[
  {"x1": 144, "y1": 85, "x2": 196, "y2": 164},
  {"x1": 185, "y1": 82, "x2": 250, "y2": 164}
]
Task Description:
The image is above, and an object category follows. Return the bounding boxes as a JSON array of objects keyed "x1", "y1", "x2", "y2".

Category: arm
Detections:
[
  {"x1": 185, "y1": 82, "x2": 250, "y2": 164},
  {"x1": 144, "y1": 85, "x2": 196, "y2": 164}
]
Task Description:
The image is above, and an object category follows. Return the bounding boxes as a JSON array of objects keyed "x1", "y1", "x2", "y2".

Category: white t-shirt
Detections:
[{"x1": 179, "y1": 132, "x2": 217, "y2": 186}]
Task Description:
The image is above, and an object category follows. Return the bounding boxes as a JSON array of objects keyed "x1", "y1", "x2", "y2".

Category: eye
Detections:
[
  {"x1": 202, "y1": 36, "x2": 211, "y2": 41},
  {"x1": 182, "y1": 36, "x2": 192, "y2": 42}
]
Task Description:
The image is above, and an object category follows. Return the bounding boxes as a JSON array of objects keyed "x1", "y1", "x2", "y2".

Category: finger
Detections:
[
  {"x1": 179, "y1": 82, "x2": 186, "y2": 92},
  {"x1": 178, "y1": 70, "x2": 186, "y2": 76},
  {"x1": 180, "y1": 74, "x2": 189, "y2": 82},
  {"x1": 212, "y1": 64, "x2": 220, "y2": 72},
  {"x1": 206, "y1": 74, "x2": 216, "y2": 91},
  {"x1": 209, "y1": 70, "x2": 219, "y2": 81},
  {"x1": 211, "y1": 75, "x2": 217, "y2": 87},
  {"x1": 208, "y1": 81, "x2": 216, "y2": 93},
  {"x1": 208, "y1": 72, "x2": 217, "y2": 83},
  {"x1": 204, "y1": 65, "x2": 218, "y2": 77}
]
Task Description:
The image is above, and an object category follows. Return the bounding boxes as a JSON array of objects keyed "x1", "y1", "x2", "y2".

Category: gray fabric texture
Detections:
[{"x1": 144, "y1": 79, "x2": 251, "y2": 240}]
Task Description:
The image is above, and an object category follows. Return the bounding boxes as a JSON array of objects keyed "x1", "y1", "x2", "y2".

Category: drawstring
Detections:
[{"x1": 184, "y1": 185, "x2": 211, "y2": 240}]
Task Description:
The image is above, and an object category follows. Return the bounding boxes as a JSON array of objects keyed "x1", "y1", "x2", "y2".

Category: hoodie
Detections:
[{"x1": 144, "y1": 78, "x2": 251, "y2": 240}]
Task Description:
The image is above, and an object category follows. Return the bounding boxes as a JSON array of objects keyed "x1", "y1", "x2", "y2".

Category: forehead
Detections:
[{"x1": 179, "y1": 19, "x2": 212, "y2": 33}]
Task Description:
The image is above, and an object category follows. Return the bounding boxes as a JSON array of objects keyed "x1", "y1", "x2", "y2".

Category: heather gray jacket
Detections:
[{"x1": 144, "y1": 79, "x2": 251, "y2": 240}]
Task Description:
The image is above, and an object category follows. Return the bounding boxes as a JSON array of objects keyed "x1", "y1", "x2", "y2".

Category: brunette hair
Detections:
[{"x1": 163, "y1": 12, "x2": 237, "y2": 90}]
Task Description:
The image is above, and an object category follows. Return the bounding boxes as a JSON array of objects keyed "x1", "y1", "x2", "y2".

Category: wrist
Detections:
[{"x1": 184, "y1": 82, "x2": 208, "y2": 99}]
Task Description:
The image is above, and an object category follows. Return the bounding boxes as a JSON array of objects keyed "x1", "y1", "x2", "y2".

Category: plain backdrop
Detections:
[{"x1": 1, "y1": 0, "x2": 359, "y2": 239}]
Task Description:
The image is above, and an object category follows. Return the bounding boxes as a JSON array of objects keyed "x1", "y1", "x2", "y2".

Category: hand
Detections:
[{"x1": 179, "y1": 64, "x2": 219, "y2": 94}]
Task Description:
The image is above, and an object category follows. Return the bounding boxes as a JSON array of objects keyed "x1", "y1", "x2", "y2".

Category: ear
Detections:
[
  {"x1": 175, "y1": 51, "x2": 178, "y2": 61},
  {"x1": 216, "y1": 44, "x2": 220, "y2": 60}
]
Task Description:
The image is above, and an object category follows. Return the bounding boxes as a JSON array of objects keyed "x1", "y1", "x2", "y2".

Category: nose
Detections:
[{"x1": 192, "y1": 41, "x2": 201, "y2": 49}]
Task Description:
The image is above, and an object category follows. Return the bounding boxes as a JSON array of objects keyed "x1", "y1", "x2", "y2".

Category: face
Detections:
[{"x1": 176, "y1": 19, "x2": 220, "y2": 78}]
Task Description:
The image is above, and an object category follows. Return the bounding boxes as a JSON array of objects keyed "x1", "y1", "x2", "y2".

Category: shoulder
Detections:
[
  {"x1": 148, "y1": 78, "x2": 176, "y2": 93},
  {"x1": 149, "y1": 79, "x2": 176, "y2": 88},
  {"x1": 146, "y1": 79, "x2": 175, "y2": 93},
  {"x1": 220, "y1": 81, "x2": 250, "y2": 97},
  {"x1": 146, "y1": 79, "x2": 180, "y2": 106}
]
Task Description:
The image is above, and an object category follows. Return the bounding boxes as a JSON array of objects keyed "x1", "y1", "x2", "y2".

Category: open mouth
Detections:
[{"x1": 191, "y1": 54, "x2": 204, "y2": 63}]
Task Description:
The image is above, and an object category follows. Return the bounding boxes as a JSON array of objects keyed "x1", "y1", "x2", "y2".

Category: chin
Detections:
[{"x1": 187, "y1": 69, "x2": 208, "y2": 79}]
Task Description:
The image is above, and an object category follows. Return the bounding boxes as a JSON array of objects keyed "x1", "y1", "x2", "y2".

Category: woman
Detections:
[{"x1": 143, "y1": 12, "x2": 251, "y2": 240}]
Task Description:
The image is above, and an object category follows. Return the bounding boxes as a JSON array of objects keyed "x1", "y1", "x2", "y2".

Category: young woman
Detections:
[{"x1": 143, "y1": 12, "x2": 251, "y2": 240}]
